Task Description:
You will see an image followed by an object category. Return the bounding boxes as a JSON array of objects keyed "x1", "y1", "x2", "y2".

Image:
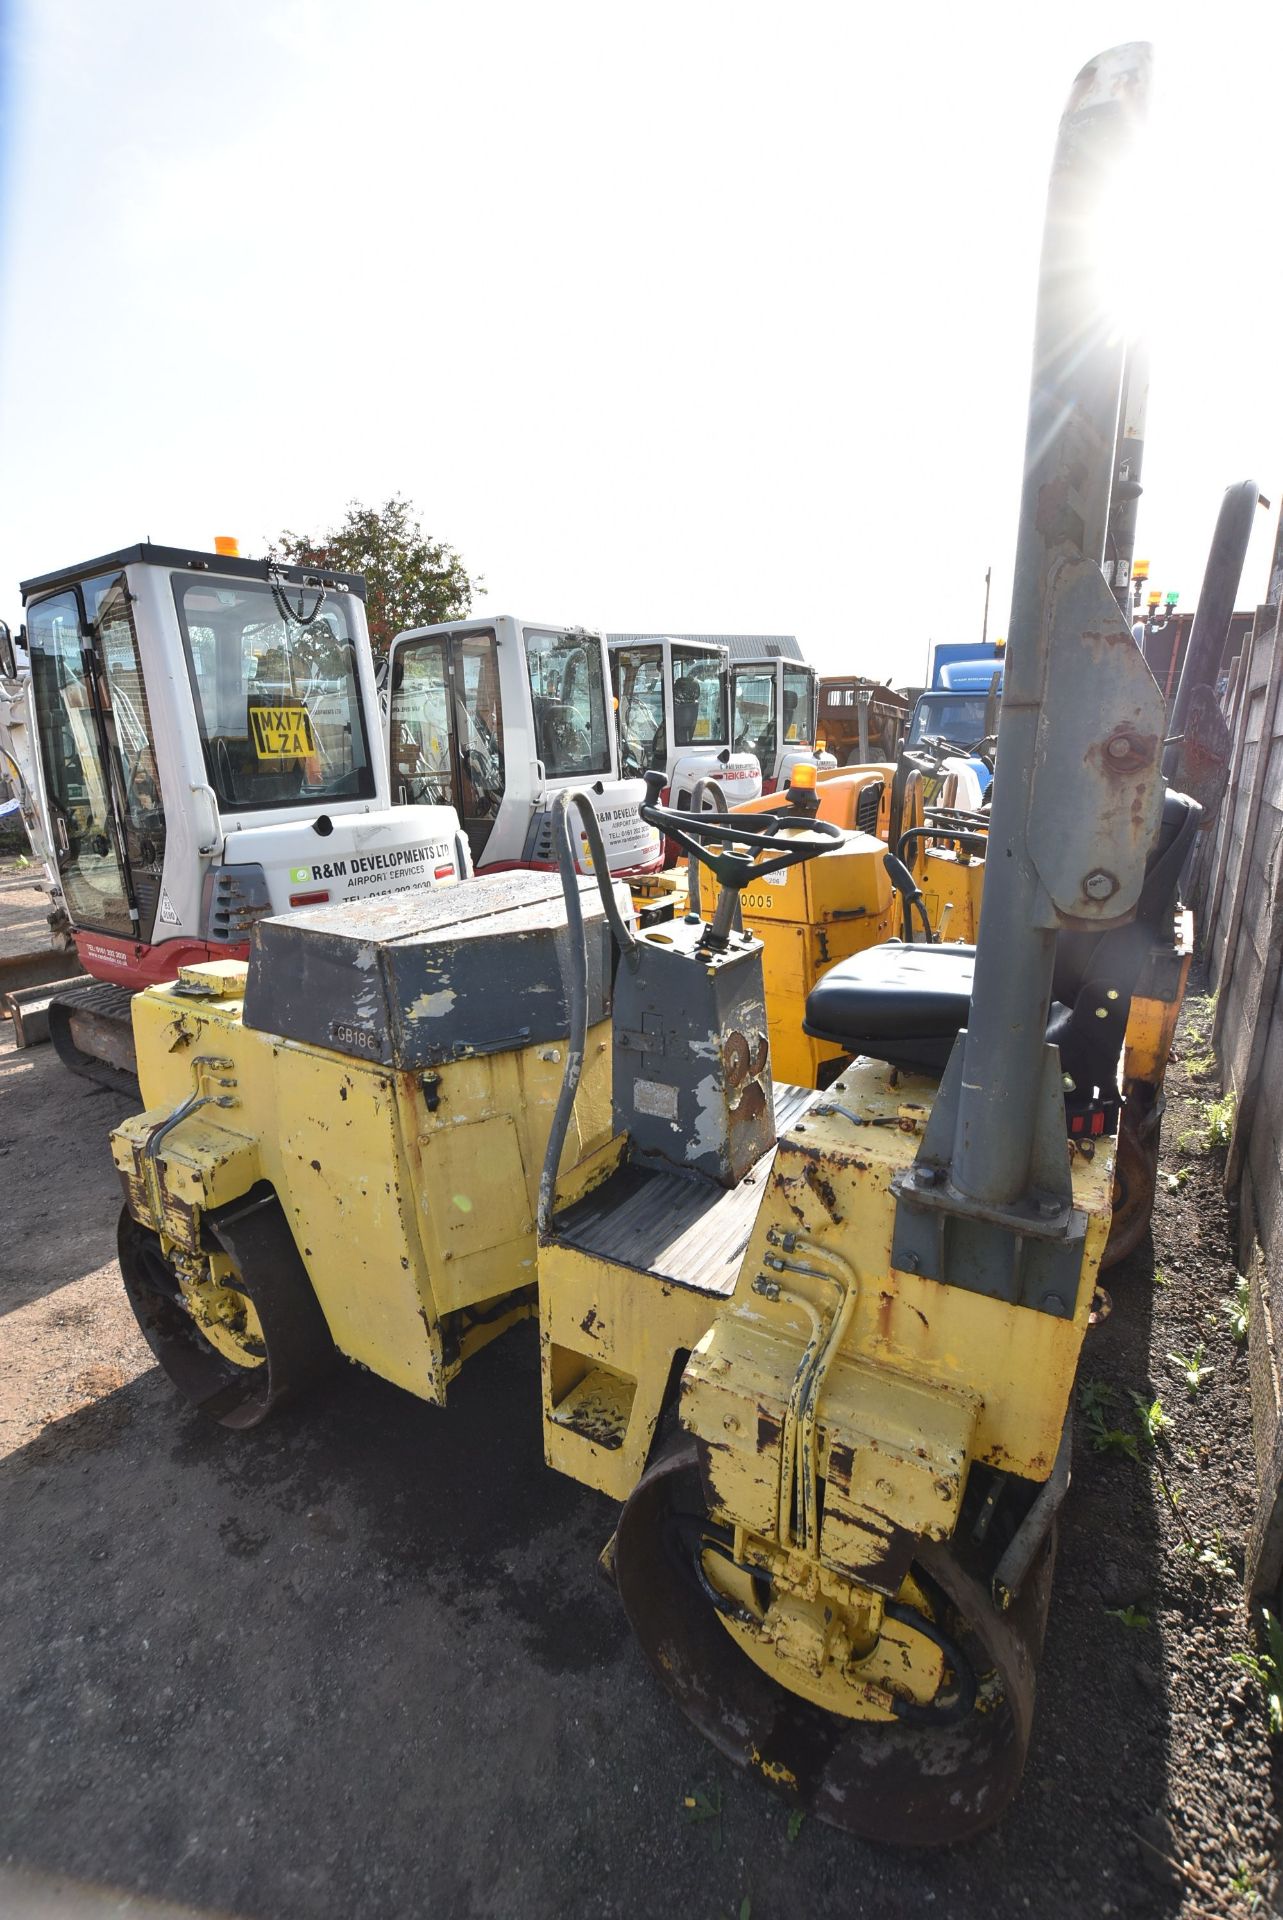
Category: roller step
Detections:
[{"x1": 548, "y1": 1366, "x2": 633, "y2": 1451}]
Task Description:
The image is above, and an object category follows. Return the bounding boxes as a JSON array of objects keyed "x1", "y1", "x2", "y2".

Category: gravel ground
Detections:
[
  {"x1": 0, "y1": 856, "x2": 56, "y2": 960},
  {"x1": 1, "y1": 856, "x2": 1280, "y2": 1918}
]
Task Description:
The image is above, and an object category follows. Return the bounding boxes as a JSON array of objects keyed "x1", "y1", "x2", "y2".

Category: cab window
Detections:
[
  {"x1": 733, "y1": 668, "x2": 776, "y2": 764},
  {"x1": 524, "y1": 629, "x2": 610, "y2": 779},
  {"x1": 612, "y1": 645, "x2": 666, "y2": 776},
  {"x1": 175, "y1": 576, "x2": 375, "y2": 813},
  {"x1": 391, "y1": 639, "x2": 453, "y2": 808},
  {"x1": 781, "y1": 665, "x2": 815, "y2": 744},
  {"x1": 672, "y1": 647, "x2": 729, "y2": 748}
]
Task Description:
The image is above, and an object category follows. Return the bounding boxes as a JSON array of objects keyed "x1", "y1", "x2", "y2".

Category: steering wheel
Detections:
[
  {"x1": 640, "y1": 787, "x2": 842, "y2": 893},
  {"x1": 558, "y1": 721, "x2": 591, "y2": 763},
  {"x1": 462, "y1": 746, "x2": 503, "y2": 812}
]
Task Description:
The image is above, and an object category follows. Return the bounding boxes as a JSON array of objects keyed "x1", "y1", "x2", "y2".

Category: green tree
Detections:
[{"x1": 274, "y1": 496, "x2": 480, "y2": 658}]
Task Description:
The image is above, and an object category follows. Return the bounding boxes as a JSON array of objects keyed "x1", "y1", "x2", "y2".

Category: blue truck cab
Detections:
[{"x1": 904, "y1": 643, "x2": 1005, "y2": 794}]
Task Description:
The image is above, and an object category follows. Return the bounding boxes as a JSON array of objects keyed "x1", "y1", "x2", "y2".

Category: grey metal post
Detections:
[
  {"x1": 1162, "y1": 479, "x2": 1266, "y2": 779},
  {"x1": 951, "y1": 44, "x2": 1150, "y2": 1209},
  {"x1": 1109, "y1": 340, "x2": 1149, "y2": 612},
  {"x1": 1268, "y1": 494, "x2": 1283, "y2": 610}
]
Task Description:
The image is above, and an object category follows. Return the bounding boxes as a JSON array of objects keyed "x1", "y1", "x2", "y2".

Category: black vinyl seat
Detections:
[
  {"x1": 804, "y1": 941, "x2": 974, "y2": 1075},
  {"x1": 803, "y1": 790, "x2": 1202, "y2": 1091}
]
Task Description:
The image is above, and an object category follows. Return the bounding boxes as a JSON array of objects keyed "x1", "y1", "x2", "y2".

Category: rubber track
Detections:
[{"x1": 47, "y1": 982, "x2": 140, "y2": 1100}]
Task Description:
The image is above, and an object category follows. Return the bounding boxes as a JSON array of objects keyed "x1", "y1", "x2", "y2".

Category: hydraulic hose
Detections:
[
  {"x1": 991, "y1": 1406, "x2": 1073, "y2": 1609},
  {"x1": 882, "y1": 1602, "x2": 978, "y2": 1725},
  {"x1": 787, "y1": 1243, "x2": 860, "y2": 1554},
  {"x1": 758, "y1": 1279, "x2": 825, "y2": 1547},
  {"x1": 536, "y1": 790, "x2": 637, "y2": 1241},
  {"x1": 141, "y1": 1054, "x2": 237, "y2": 1227},
  {"x1": 757, "y1": 1237, "x2": 860, "y2": 1552}
]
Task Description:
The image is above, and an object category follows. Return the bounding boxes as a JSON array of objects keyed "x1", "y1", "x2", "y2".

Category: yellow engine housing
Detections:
[
  {"x1": 111, "y1": 960, "x2": 615, "y2": 1403},
  {"x1": 692, "y1": 825, "x2": 897, "y2": 1086},
  {"x1": 918, "y1": 844, "x2": 986, "y2": 943}
]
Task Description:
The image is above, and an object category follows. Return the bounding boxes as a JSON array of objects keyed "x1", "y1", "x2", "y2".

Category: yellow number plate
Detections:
[{"x1": 249, "y1": 706, "x2": 317, "y2": 760}]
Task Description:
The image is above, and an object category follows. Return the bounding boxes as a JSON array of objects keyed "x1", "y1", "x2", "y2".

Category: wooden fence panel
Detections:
[
  {"x1": 1202, "y1": 608, "x2": 1276, "y2": 971},
  {"x1": 1193, "y1": 606, "x2": 1283, "y2": 1597}
]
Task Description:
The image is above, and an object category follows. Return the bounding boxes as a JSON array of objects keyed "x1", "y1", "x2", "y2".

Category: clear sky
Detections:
[{"x1": 0, "y1": 0, "x2": 1279, "y2": 685}]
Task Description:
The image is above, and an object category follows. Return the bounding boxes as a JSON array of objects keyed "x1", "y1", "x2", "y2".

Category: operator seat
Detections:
[{"x1": 803, "y1": 791, "x2": 1201, "y2": 1101}]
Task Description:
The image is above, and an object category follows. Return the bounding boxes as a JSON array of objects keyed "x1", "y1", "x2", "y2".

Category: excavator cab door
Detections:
[
  {"x1": 26, "y1": 576, "x2": 165, "y2": 942},
  {"x1": 390, "y1": 628, "x2": 506, "y2": 864}
]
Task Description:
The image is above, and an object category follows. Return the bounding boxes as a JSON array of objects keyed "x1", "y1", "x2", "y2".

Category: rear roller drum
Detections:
[
  {"x1": 118, "y1": 1183, "x2": 335, "y2": 1429},
  {"x1": 614, "y1": 1439, "x2": 1051, "y2": 1847}
]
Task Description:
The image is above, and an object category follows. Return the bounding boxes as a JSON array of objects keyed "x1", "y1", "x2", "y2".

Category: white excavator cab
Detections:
[
  {"x1": 730, "y1": 656, "x2": 836, "y2": 793},
  {"x1": 387, "y1": 617, "x2": 662, "y2": 876},
  {"x1": 607, "y1": 636, "x2": 761, "y2": 811},
  {"x1": 19, "y1": 544, "x2": 468, "y2": 993}
]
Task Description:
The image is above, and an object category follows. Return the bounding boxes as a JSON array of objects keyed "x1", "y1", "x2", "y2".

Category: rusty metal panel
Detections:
[{"x1": 1026, "y1": 555, "x2": 1166, "y2": 928}]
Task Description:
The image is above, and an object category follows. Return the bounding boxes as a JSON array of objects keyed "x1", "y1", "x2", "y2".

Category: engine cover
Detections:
[{"x1": 243, "y1": 868, "x2": 622, "y2": 1068}]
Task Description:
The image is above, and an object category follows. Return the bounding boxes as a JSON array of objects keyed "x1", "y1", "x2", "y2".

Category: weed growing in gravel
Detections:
[
  {"x1": 1230, "y1": 1609, "x2": 1283, "y2": 1735},
  {"x1": 1079, "y1": 1379, "x2": 1139, "y2": 1452},
  {"x1": 1229, "y1": 1866, "x2": 1259, "y2": 1912},
  {"x1": 1131, "y1": 1393, "x2": 1172, "y2": 1446},
  {"x1": 1180, "y1": 1091, "x2": 1236, "y2": 1153},
  {"x1": 1183, "y1": 990, "x2": 1217, "y2": 1035},
  {"x1": 1229, "y1": 1863, "x2": 1260, "y2": 1911},
  {"x1": 1104, "y1": 1603, "x2": 1150, "y2": 1629},
  {"x1": 1199, "y1": 1530, "x2": 1236, "y2": 1578},
  {"x1": 1080, "y1": 1381, "x2": 1176, "y2": 1461},
  {"x1": 1223, "y1": 1275, "x2": 1250, "y2": 1345},
  {"x1": 1078, "y1": 1378, "x2": 1117, "y2": 1418},
  {"x1": 1168, "y1": 1341, "x2": 1215, "y2": 1397},
  {"x1": 1176, "y1": 1528, "x2": 1236, "y2": 1578},
  {"x1": 1084, "y1": 1402, "x2": 1140, "y2": 1459},
  {"x1": 680, "y1": 1783, "x2": 723, "y2": 1845},
  {"x1": 1160, "y1": 1168, "x2": 1192, "y2": 1194},
  {"x1": 1153, "y1": 1266, "x2": 1170, "y2": 1286}
]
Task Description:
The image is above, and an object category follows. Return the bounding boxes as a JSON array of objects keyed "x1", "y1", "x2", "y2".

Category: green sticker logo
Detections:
[{"x1": 290, "y1": 865, "x2": 311, "y2": 884}]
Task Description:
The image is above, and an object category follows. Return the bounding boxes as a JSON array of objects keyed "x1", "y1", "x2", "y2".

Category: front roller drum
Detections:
[
  {"x1": 118, "y1": 1183, "x2": 335, "y2": 1429},
  {"x1": 615, "y1": 1439, "x2": 1052, "y2": 1848}
]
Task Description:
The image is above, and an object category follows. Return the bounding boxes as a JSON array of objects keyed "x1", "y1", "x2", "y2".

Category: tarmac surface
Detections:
[{"x1": 1, "y1": 859, "x2": 1277, "y2": 1918}]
